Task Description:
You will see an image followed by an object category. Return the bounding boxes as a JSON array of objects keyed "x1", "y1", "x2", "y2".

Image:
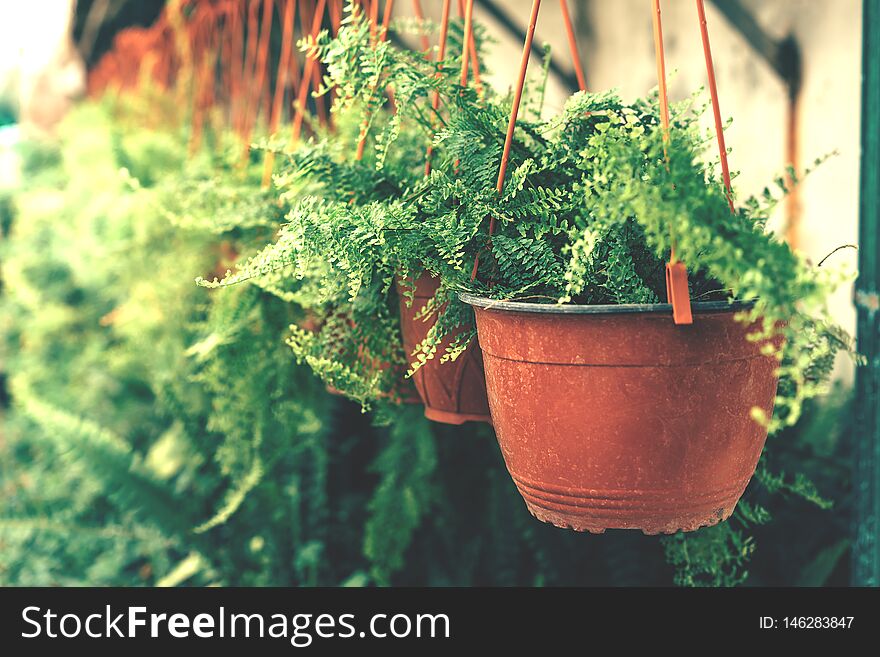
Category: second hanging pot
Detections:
[{"x1": 396, "y1": 274, "x2": 491, "y2": 425}]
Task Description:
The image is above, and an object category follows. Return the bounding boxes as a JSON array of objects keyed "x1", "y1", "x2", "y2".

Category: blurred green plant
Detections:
[
  {"x1": 0, "y1": 98, "x2": 413, "y2": 586},
  {"x1": 0, "y1": 95, "x2": 633, "y2": 587}
]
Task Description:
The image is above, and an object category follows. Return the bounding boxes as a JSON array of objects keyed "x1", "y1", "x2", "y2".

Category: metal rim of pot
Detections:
[{"x1": 459, "y1": 293, "x2": 756, "y2": 316}]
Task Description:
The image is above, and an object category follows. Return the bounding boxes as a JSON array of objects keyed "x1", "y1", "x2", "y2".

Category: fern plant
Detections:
[
  {"x1": 195, "y1": 2, "x2": 473, "y2": 406},
  {"x1": 197, "y1": 2, "x2": 491, "y2": 402},
  {"x1": 209, "y1": 3, "x2": 853, "y2": 432},
  {"x1": 0, "y1": 93, "x2": 597, "y2": 587},
  {"x1": 1, "y1": 95, "x2": 353, "y2": 586}
]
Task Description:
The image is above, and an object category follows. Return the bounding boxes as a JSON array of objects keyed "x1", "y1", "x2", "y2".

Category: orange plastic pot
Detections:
[
  {"x1": 461, "y1": 294, "x2": 780, "y2": 534},
  {"x1": 396, "y1": 274, "x2": 491, "y2": 425}
]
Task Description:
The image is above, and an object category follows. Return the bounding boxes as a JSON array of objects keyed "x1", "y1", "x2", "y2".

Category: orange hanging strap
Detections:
[
  {"x1": 457, "y1": 0, "x2": 482, "y2": 95},
  {"x1": 467, "y1": 35, "x2": 483, "y2": 96},
  {"x1": 451, "y1": 0, "x2": 474, "y2": 174},
  {"x1": 696, "y1": 0, "x2": 735, "y2": 212},
  {"x1": 651, "y1": 0, "x2": 671, "y2": 159},
  {"x1": 380, "y1": 0, "x2": 395, "y2": 41},
  {"x1": 188, "y1": 7, "x2": 214, "y2": 154},
  {"x1": 458, "y1": 0, "x2": 473, "y2": 87},
  {"x1": 493, "y1": 0, "x2": 539, "y2": 206},
  {"x1": 329, "y1": 0, "x2": 343, "y2": 35},
  {"x1": 369, "y1": 0, "x2": 380, "y2": 41},
  {"x1": 250, "y1": 0, "x2": 275, "y2": 129},
  {"x1": 355, "y1": 0, "x2": 396, "y2": 160},
  {"x1": 471, "y1": 0, "x2": 542, "y2": 282},
  {"x1": 559, "y1": 0, "x2": 586, "y2": 91},
  {"x1": 411, "y1": 0, "x2": 431, "y2": 53},
  {"x1": 290, "y1": 0, "x2": 329, "y2": 146},
  {"x1": 208, "y1": 11, "x2": 224, "y2": 98},
  {"x1": 304, "y1": 0, "x2": 329, "y2": 130},
  {"x1": 651, "y1": 0, "x2": 692, "y2": 325},
  {"x1": 226, "y1": 1, "x2": 246, "y2": 134},
  {"x1": 262, "y1": 0, "x2": 297, "y2": 186},
  {"x1": 217, "y1": 4, "x2": 233, "y2": 119},
  {"x1": 239, "y1": 0, "x2": 261, "y2": 134},
  {"x1": 201, "y1": 9, "x2": 224, "y2": 147},
  {"x1": 150, "y1": 11, "x2": 171, "y2": 91},
  {"x1": 284, "y1": 0, "x2": 303, "y2": 127},
  {"x1": 326, "y1": 1, "x2": 343, "y2": 126},
  {"x1": 271, "y1": 0, "x2": 296, "y2": 134},
  {"x1": 424, "y1": 0, "x2": 453, "y2": 176},
  {"x1": 472, "y1": 38, "x2": 483, "y2": 95}
]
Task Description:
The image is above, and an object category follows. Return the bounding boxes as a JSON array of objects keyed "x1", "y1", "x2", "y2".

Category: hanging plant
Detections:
[
  {"x1": 204, "y1": 1, "x2": 856, "y2": 535},
  {"x1": 198, "y1": 1, "x2": 487, "y2": 415},
  {"x1": 447, "y1": 2, "x2": 858, "y2": 534},
  {"x1": 197, "y1": 102, "x2": 432, "y2": 407},
  {"x1": 403, "y1": 87, "x2": 853, "y2": 532}
]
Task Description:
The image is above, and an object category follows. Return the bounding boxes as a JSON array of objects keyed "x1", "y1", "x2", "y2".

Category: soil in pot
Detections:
[
  {"x1": 461, "y1": 294, "x2": 780, "y2": 534},
  {"x1": 397, "y1": 274, "x2": 491, "y2": 425}
]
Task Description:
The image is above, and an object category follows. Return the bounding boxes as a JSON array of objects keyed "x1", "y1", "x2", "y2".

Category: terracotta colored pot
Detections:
[
  {"x1": 460, "y1": 294, "x2": 780, "y2": 534},
  {"x1": 396, "y1": 274, "x2": 491, "y2": 425}
]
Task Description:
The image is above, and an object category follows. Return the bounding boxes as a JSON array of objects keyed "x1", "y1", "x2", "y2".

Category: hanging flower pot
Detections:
[
  {"x1": 397, "y1": 274, "x2": 491, "y2": 425},
  {"x1": 461, "y1": 294, "x2": 780, "y2": 534}
]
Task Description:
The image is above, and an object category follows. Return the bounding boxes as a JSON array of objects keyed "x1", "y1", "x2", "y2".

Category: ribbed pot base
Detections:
[
  {"x1": 424, "y1": 407, "x2": 492, "y2": 426},
  {"x1": 521, "y1": 497, "x2": 739, "y2": 535},
  {"x1": 524, "y1": 502, "x2": 736, "y2": 535},
  {"x1": 513, "y1": 473, "x2": 746, "y2": 534}
]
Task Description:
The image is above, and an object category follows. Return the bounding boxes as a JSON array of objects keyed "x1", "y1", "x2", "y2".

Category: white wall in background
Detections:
[
  {"x1": 0, "y1": 0, "x2": 85, "y2": 134},
  {"x1": 574, "y1": 0, "x2": 861, "y2": 378}
]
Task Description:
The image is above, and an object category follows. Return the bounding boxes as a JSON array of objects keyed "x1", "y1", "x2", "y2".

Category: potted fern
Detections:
[
  {"x1": 435, "y1": 87, "x2": 852, "y2": 534},
  {"x1": 308, "y1": 2, "x2": 492, "y2": 423},
  {"x1": 198, "y1": 101, "x2": 429, "y2": 408},
  {"x1": 202, "y1": 3, "x2": 493, "y2": 421},
  {"x1": 295, "y1": 11, "x2": 854, "y2": 532},
  {"x1": 199, "y1": 4, "x2": 852, "y2": 536}
]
